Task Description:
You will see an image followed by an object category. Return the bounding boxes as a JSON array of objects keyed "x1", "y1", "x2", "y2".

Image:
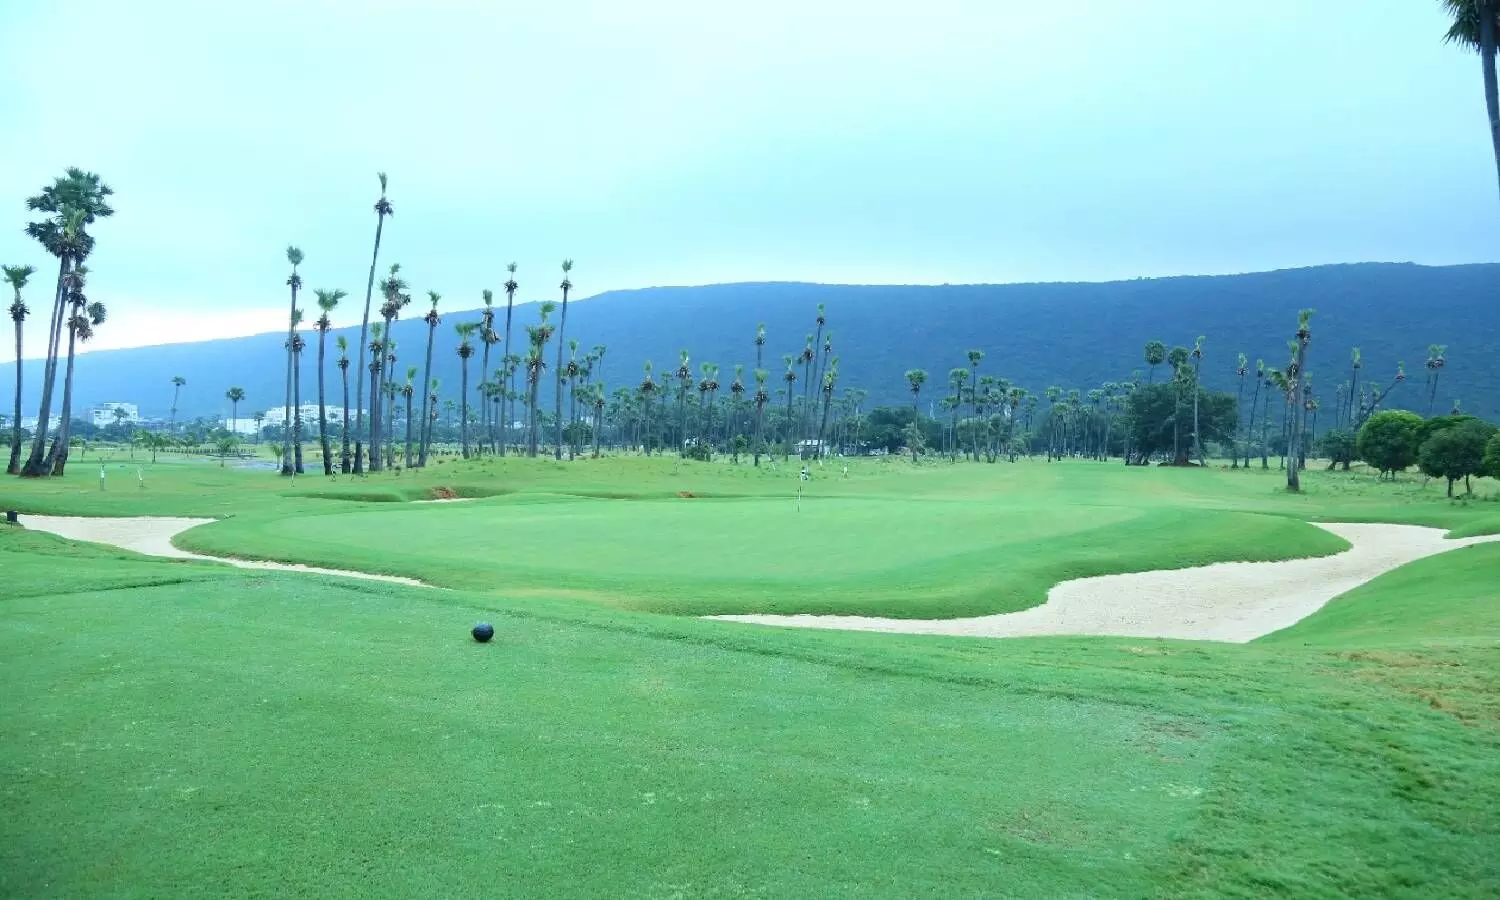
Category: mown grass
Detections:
[{"x1": 3, "y1": 456, "x2": 1499, "y2": 896}]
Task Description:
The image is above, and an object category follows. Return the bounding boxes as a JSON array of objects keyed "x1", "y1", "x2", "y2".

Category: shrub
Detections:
[
  {"x1": 1418, "y1": 420, "x2": 1497, "y2": 497},
  {"x1": 1356, "y1": 410, "x2": 1423, "y2": 479}
]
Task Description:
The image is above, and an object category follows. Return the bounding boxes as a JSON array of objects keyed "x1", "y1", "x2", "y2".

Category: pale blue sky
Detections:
[{"x1": 0, "y1": 0, "x2": 1493, "y2": 358}]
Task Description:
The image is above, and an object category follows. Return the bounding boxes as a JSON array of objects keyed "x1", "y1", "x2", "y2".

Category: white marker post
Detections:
[{"x1": 98, "y1": 464, "x2": 105, "y2": 491}]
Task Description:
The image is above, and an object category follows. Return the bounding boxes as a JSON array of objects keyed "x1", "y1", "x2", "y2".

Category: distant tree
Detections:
[
  {"x1": 454, "y1": 321, "x2": 477, "y2": 458},
  {"x1": 501, "y1": 263, "x2": 519, "y2": 457},
  {"x1": 1284, "y1": 310, "x2": 1313, "y2": 491},
  {"x1": 353, "y1": 172, "x2": 393, "y2": 476},
  {"x1": 904, "y1": 369, "x2": 928, "y2": 463},
  {"x1": 289, "y1": 308, "x2": 306, "y2": 475},
  {"x1": 1483, "y1": 430, "x2": 1500, "y2": 478},
  {"x1": 1443, "y1": 0, "x2": 1500, "y2": 198},
  {"x1": 640, "y1": 361, "x2": 658, "y2": 456},
  {"x1": 312, "y1": 288, "x2": 345, "y2": 475},
  {"x1": 1124, "y1": 383, "x2": 1237, "y2": 465},
  {"x1": 169, "y1": 375, "x2": 186, "y2": 432},
  {"x1": 1190, "y1": 336, "x2": 1205, "y2": 464},
  {"x1": 1419, "y1": 419, "x2": 1497, "y2": 496},
  {"x1": 418, "y1": 291, "x2": 441, "y2": 467},
  {"x1": 253, "y1": 410, "x2": 266, "y2": 445},
  {"x1": 225, "y1": 387, "x2": 246, "y2": 435},
  {"x1": 335, "y1": 336, "x2": 351, "y2": 471},
  {"x1": 1143, "y1": 340, "x2": 1167, "y2": 384},
  {"x1": 278, "y1": 246, "x2": 303, "y2": 476},
  {"x1": 1424, "y1": 344, "x2": 1448, "y2": 416},
  {"x1": 553, "y1": 259, "x2": 574, "y2": 460},
  {"x1": 402, "y1": 366, "x2": 417, "y2": 467},
  {"x1": 5, "y1": 263, "x2": 36, "y2": 475},
  {"x1": 1316, "y1": 428, "x2": 1356, "y2": 471},
  {"x1": 1356, "y1": 410, "x2": 1424, "y2": 479}
]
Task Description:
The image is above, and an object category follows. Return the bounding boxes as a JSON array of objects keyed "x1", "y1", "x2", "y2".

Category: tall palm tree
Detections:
[
  {"x1": 169, "y1": 375, "x2": 186, "y2": 432},
  {"x1": 966, "y1": 349, "x2": 984, "y2": 460},
  {"x1": 370, "y1": 263, "x2": 409, "y2": 471},
  {"x1": 418, "y1": 291, "x2": 441, "y2": 467},
  {"x1": 478, "y1": 289, "x2": 496, "y2": 455},
  {"x1": 4, "y1": 264, "x2": 35, "y2": 475},
  {"x1": 675, "y1": 350, "x2": 692, "y2": 457},
  {"x1": 1245, "y1": 359, "x2": 1265, "y2": 468},
  {"x1": 640, "y1": 361, "x2": 657, "y2": 455},
  {"x1": 1143, "y1": 340, "x2": 1166, "y2": 385},
  {"x1": 752, "y1": 368, "x2": 769, "y2": 466},
  {"x1": 1190, "y1": 336, "x2": 1205, "y2": 465},
  {"x1": 1344, "y1": 347, "x2": 1361, "y2": 430},
  {"x1": 799, "y1": 335, "x2": 815, "y2": 439},
  {"x1": 254, "y1": 411, "x2": 266, "y2": 445},
  {"x1": 1285, "y1": 310, "x2": 1313, "y2": 492},
  {"x1": 226, "y1": 387, "x2": 246, "y2": 436},
  {"x1": 810, "y1": 305, "x2": 827, "y2": 417},
  {"x1": 754, "y1": 323, "x2": 766, "y2": 371},
  {"x1": 947, "y1": 368, "x2": 969, "y2": 460},
  {"x1": 353, "y1": 173, "x2": 392, "y2": 476},
  {"x1": 21, "y1": 169, "x2": 113, "y2": 478},
  {"x1": 1231, "y1": 354, "x2": 1248, "y2": 468},
  {"x1": 781, "y1": 354, "x2": 798, "y2": 459},
  {"x1": 501, "y1": 263, "x2": 518, "y2": 456},
  {"x1": 280, "y1": 246, "x2": 304, "y2": 476},
  {"x1": 46, "y1": 279, "x2": 105, "y2": 475},
  {"x1": 336, "y1": 336, "x2": 351, "y2": 471},
  {"x1": 817, "y1": 358, "x2": 839, "y2": 455},
  {"x1": 729, "y1": 364, "x2": 745, "y2": 451},
  {"x1": 905, "y1": 369, "x2": 928, "y2": 463},
  {"x1": 366, "y1": 322, "x2": 385, "y2": 471},
  {"x1": 1444, "y1": 1, "x2": 1500, "y2": 197},
  {"x1": 1425, "y1": 344, "x2": 1448, "y2": 415},
  {"x1": 402, "y1": 366, "x2": 417, "y2": 467},
  {"x1": 553, "y1": 259, "x2": 574, "y2": 460},
  {"x1": 289, "y1": 309, "x2": 306, "y2": 475},
  {"x1": 591, "y1": 384, "x2": 606, "y2": 458},
  {"x1": 313, "y1": 288, "x2": 346, "y2": 475},
  {"x1": 455, "y1": 322, "x2": 477, "y2": 458},
  {"x1": 566, "y1": 339, "x2": 582, "y2": 460},
  {"x1": 526, "y1": 302, "x2": 556, "y2": 457}
]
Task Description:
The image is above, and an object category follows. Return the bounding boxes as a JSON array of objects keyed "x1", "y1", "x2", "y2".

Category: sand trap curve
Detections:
[
  {"x1": 20, "y1": 515, "x2": 426, "y2": 587},
  {"x1": 709, "y1": 523, "x2": 1500, "y2": 643}
]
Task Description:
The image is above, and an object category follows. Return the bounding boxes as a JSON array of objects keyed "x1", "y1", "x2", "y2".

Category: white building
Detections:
[
  {"x1": 90, "y1": 402, "x2": 141, "y2": 427},
  {"x1": 258, "y1": 405, "x2": 361, "y2": 429}
]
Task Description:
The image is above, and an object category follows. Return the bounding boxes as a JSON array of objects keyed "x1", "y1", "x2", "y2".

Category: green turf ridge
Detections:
[{"x1": 4, "y1": 456, "x2": 1499, "y2": 896}]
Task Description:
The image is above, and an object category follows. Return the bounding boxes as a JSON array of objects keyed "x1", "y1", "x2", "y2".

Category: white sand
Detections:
[
  {"x1": 410, "y1": 497, "x2": 476, "y2": 504},
  {"x1": 708, "y1": 523, "x2": 1500, "y2": 643},
  {"x1": 20, "y1": 515, "x2": 426, "y2": 587}
]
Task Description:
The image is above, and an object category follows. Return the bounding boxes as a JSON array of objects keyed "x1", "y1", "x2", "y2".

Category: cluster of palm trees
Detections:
[{"x1": 6, "y1": 168, "x2": 114, "y2": 478}]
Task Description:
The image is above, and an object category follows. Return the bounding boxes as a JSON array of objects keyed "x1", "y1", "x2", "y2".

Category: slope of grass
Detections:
[{"x1": 4, "y1": 523, "x2": 1500, "y2": 897}]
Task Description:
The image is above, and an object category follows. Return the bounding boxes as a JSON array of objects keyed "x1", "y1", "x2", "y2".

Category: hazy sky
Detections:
[{"x1": 0, "y1": 0, "x2": 1494, "y2": 359}]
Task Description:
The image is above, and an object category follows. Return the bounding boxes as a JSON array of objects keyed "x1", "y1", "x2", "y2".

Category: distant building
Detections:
[
  {"x1": 260, "y1": 406, "x2": 361, "y2": 429},
  {"x1": 90, "y1": 402, "x2": 141, "y2": 428}
]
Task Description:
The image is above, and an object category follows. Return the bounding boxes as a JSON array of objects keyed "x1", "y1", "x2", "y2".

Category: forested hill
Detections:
[{"x1": 6, "y1": 262, "x2": 1497, "y2": 421}]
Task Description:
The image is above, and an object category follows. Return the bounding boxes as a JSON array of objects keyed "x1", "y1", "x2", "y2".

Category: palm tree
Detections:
[
  {"x1": 402, "y1": 366, "x2": 417, "y2": 467},
  {"x1": 501, "y1": 263, "x2": 518, "y2": 456},
  {"x1": 4, "y1": 264, "x2": 35, "y2": 475},
  {"x1": 781, "y1": 354, "x2": 797, "y2": 459},
  {"x1": 366, "y1": 322, "x2": 384, "y2": 470},
  {"x1": 566, "y1": 339, "x2": 582, "y2": 460},
  {"x1": 1245, "y1": 359, "x2": 1265, "y2": 468},
  {"x1": 253, "y1": 411, "x2": 267, "y2": 445},
  {"x1": 478, "y1": 289, "x2": 496, "y2": 455},
  {"x1": 370, "y1": 263, "x2": 410, "y2": 471},
  {"x1": 965, "y1": 349, "x2": 985, "y2": 460},
  {"x1": 591, "y1": 384, "x2": 606, "y2": 458},
  {"x1": 1425, "y1": 344, "x2": 1448, "y2": 415},
  {"x1": 168, "y1": 375, "x2": 186, "y2": 433},
  {"x1": 312, "y1": 288, "x2": 346, "y2": 475},
  {"x1": 905, "y1": 369, "x2": 928, "y2": 463},
  {"x1": 526, "y1": 302, "x2": 556, "y2": 457},
  {"x1": 1286, "y1": 310, "x2": 1314, "y2": 492},
  {"x1": 280, "y1": 246, "x2": 304, "y2": 476},
  {"x1": 817, "y1": 358, "x2": 840, "y2": 455},
  {"x1": 1143, "y1": 340, "x2": 1166, "y2": 385},
  {"x1": 453, "y1": 322, "x2": 477, "y2": 458},
  {"x1": 552, "y1": 259, "x2": 574, "y2": 460},
  {"x1": 418, "y1": 291, "x2": 441, "y2": 467},
  {"x1": 335, "y1": 336, "x2": 351, "y2": 471},
  {"x1": 752, "y1": 368, "x2": 769, "y2": 466},
  {"x1": 1444, "y1": 1, "x2": 1500, "y2": 197},
  {"x1": 1190, "y1": 336, "x2": 1205, "y2": 465},
  {"x1": 1344, "y1": 347, "x2": 1361, "y2": 429},
  {"x1": 754, "y1": 323, "x2": 766, "y2": 371},
  {"x1": 640, "y1": 361, "x2": 657, "y2": 455},
  {"x1": 290, "y1": 309, "x2": 306, "y2": 474},
  {"x1": 799, "y1": 334, "x2": 815, "y2": 439},
  {"x1": 675, "y1": 350, "x2": 692, "y2": 457},
  {"x1": 946, "y1": 368, "x2": 969, "y2": 460},
  {"x1": 21, "y1": 169, "x2": 114, "y2": 478},
  {"x1": 226, "y1": 387, "x2": 246, "y2": 436},
  {"x1": 46, "y1": 285, "x2": 105, "y2": 475},
  {"x1": 353, "y1": 173, "x2": 392, "y2": 475},
  {"x1": 811, "y1": 305, "x2": 828, "y2": 417}
]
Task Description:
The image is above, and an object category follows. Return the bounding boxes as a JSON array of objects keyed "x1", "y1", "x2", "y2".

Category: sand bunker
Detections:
[
  {"x1": 708, "y1": 523, "x2": 1500, "y2": 643},
  {"x1": 19, "y1": 515, "x2": 425, "y2": 587}
]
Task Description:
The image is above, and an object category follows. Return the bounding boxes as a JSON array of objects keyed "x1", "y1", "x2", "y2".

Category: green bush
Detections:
[{"x1": 1355, "y1": 410, "x2": 1422, "y2": 478}]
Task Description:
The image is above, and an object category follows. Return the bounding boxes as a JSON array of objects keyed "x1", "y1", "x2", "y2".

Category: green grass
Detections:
[{"x1": 3, "y1": 455, "x2": 1500, "y2": 896}]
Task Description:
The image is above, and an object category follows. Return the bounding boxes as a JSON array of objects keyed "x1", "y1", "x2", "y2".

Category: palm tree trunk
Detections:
[
  {"x1": 1244, "y1": 379, "x2": 1261, "y2": 468},
  {"x1": 318, "y1": 332, "x2": 332, "y2": 475},
  {"x1": 528, "y1": 376, "x2": 540, "y2": 457},
  {"x1": 340, "y1": 366, "x2": 351, "y2": 473},
  {"x1": 460, "y1": 357, "x2": 471, "y2": 458},
  {"x1": 784, "y1": 389, "x2": 795, "y2": 460},
  {"x1": 45, "y1": 317, "x2": 80, "y2": 475},
  {"x1": 405, "y1": 393, "x2": 414, "y2": 467},
  {"x1": 20, "y1": 257, "x2": 69, "y2": 476},
  {"x1": 280, "y1": 285, "x2": 297, "y2": 476},
  {"x1": 354, "y1": 213, "x2": 386, "y2": 475},
  {"x1": 502, "y1": 298, "x2": 514, "y2": 457},
  {"x1": 1482, "y1": 0, "x2": 1500, "y2": 199},
  {"x1": 9, "y1": 311, "x2": 25, "y2": 474},
  {"x1": 293, "y1": 348, "x2": 304, "y2": 474},
  {"x1": 753, "y1": 401, "x2": 764, "y2": 466},
  {"x1": 553, "y1": 291, "x2": 569, "y2": 460},
  {"x1": 418, "y1": 323, "x2": 436, "y2": 467},
  {"x1": 569, "y1": 378, "x2": 579, "y2": 461},
  {"x1": 1191, "y1": 361, "x2": 1203, "y2": 465}
]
